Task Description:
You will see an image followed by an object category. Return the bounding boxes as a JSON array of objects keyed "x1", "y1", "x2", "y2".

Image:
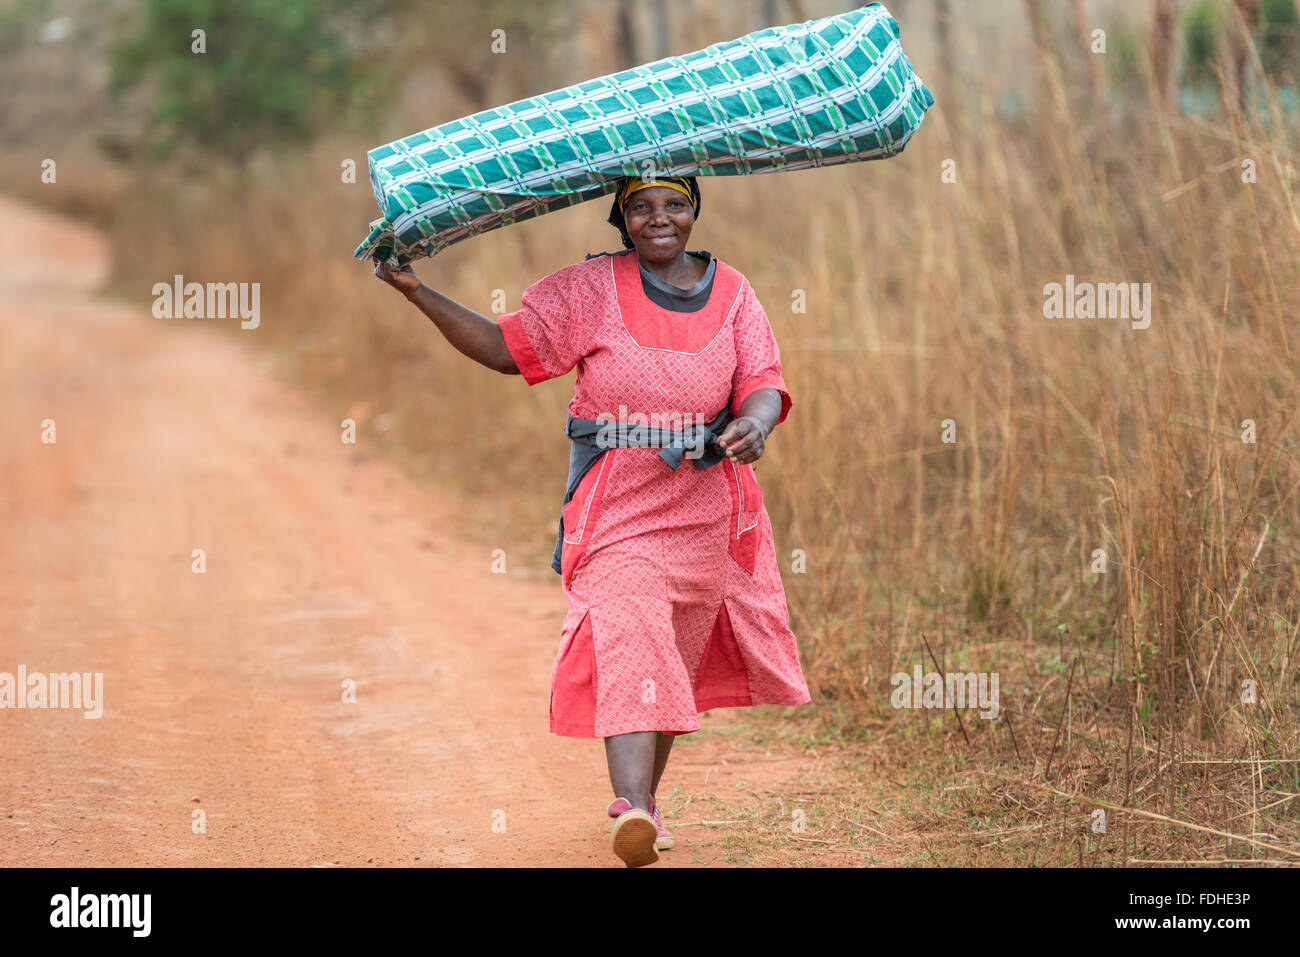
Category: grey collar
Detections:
[{"x1": 637, "y1": 250, "x2": 715, "y2": 298}]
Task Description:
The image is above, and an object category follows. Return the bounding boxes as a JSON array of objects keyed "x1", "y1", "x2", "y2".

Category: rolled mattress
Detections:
[{"x1": 354, "y1": 1, "x2": 933, "y2": 266}]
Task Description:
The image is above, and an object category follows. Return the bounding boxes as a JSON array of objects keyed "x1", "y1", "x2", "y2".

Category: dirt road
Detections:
[{"x1": 0, "y1": 196, "x2": 813, "y2": 867}]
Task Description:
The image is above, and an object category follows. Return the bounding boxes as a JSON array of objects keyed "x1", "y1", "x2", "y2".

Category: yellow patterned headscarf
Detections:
[{"x1": 617, "y1": 176, "x2": 698, "y2": 214}]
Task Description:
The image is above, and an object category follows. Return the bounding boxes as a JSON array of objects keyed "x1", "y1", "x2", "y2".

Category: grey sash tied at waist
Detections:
[{"x1": 551, "y1": 406, "x2": 735, "y2": 574}]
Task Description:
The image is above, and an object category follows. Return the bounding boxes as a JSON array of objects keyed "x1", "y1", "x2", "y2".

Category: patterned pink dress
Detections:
[{"x1": 498, "y1": 249, "x2": 811, "y2": 738}]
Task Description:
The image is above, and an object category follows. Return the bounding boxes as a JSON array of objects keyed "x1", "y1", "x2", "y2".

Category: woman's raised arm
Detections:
[{"x1": 374, "y1": 262, "x2": 519, "y2": 375}]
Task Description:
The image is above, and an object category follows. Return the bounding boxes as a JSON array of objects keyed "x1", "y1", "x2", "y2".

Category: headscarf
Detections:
[{"x1": 606, "y1": 175, "x2": 701, "y2": 250}]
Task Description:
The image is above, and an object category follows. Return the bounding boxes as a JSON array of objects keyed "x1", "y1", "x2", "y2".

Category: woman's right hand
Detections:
[{"x1": 374, "y1": 261, "x2": 422, "y2": 299}]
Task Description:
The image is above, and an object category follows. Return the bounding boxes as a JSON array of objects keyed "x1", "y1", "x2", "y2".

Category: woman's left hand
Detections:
[{"x1": 717, "y1": 416, "x2": 767, "y2": 464}]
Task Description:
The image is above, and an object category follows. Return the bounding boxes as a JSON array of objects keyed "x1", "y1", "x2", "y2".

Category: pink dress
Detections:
[{"x1": 498, "y1": 249, "x2": 811, "y2": 737}]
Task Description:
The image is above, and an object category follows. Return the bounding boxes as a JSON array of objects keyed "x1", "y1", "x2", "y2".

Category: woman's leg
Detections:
[
  {"x1": 604, "y1": 731, "x2": 657, "y2": 810},
  {"x1": 650, "y1": 732, "x2": 675, "y2": 797},
  {"x1": 605, "y1": 731, "x2": 676, "y2": 808}
]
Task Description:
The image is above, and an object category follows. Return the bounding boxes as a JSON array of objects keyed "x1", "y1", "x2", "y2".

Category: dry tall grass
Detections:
[{"x1": 87, "y1": 2, "x2": 1299, "y2": 863}]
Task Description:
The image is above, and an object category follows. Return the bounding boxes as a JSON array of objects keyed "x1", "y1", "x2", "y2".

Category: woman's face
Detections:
[{"x1": 622, "y1": 186, "x2": 695, "y2": 264}]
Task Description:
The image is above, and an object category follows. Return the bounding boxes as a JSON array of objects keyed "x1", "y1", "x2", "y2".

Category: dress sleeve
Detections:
[
  {"x1": 497, "y1": 265, "x2": 589, "y2": 385},
  {"x1": 730, "y1": 280, "x2": 792, "y2": 425}
]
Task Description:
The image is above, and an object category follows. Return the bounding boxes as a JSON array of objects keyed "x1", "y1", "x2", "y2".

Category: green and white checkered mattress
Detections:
[{"x1": 354, "y1": 2, "x2": 933, "y2": 267}]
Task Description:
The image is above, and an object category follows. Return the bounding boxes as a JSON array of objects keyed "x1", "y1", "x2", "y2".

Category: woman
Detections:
[{"x1": 375, "y1": 175, "x2": 810, "y2": 867}]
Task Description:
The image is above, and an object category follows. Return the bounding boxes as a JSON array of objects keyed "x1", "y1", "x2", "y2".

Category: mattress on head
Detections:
[{"x1": 354, "y1": 1, "x2": 933, "y2": 267}]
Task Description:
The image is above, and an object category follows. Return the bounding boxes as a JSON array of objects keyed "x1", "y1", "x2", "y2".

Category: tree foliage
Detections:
[{"x1": 109, "y1": 0, "x2": 386, "y2": 167}]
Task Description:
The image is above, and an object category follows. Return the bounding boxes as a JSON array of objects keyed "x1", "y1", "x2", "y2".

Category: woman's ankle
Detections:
[{"x1": 619, "y1": 791, "x2": 651, "y2": 812}]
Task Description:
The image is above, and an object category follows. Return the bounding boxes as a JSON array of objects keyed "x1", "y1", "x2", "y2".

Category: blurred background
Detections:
[{"x1": 2, "y1": 0, "x2": 1298, "y2": 864}]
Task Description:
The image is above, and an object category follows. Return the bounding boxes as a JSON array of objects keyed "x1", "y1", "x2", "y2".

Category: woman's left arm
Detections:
[
  {"x1": 722, "y1": 278, "x2": 791, "y2": 465},
  {"x1": 717, "y1": 388, "x2": 782, "y2": 465}
]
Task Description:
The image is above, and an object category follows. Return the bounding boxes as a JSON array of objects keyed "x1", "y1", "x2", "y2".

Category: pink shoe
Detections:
[
  {"x1": 608, "y1": 801, "x2": 658, "y2": 868},
  {"x1": 607, "y1": 795, "x2": 673, "y2": 851}
]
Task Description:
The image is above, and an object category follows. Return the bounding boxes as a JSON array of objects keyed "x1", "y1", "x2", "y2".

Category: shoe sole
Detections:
[
  {"x1": 654, "y1": 834, "x2": 674, "y2": 851},
  {"x1": 610, "y1": 810, "x2": 659, "y2": 868}
]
